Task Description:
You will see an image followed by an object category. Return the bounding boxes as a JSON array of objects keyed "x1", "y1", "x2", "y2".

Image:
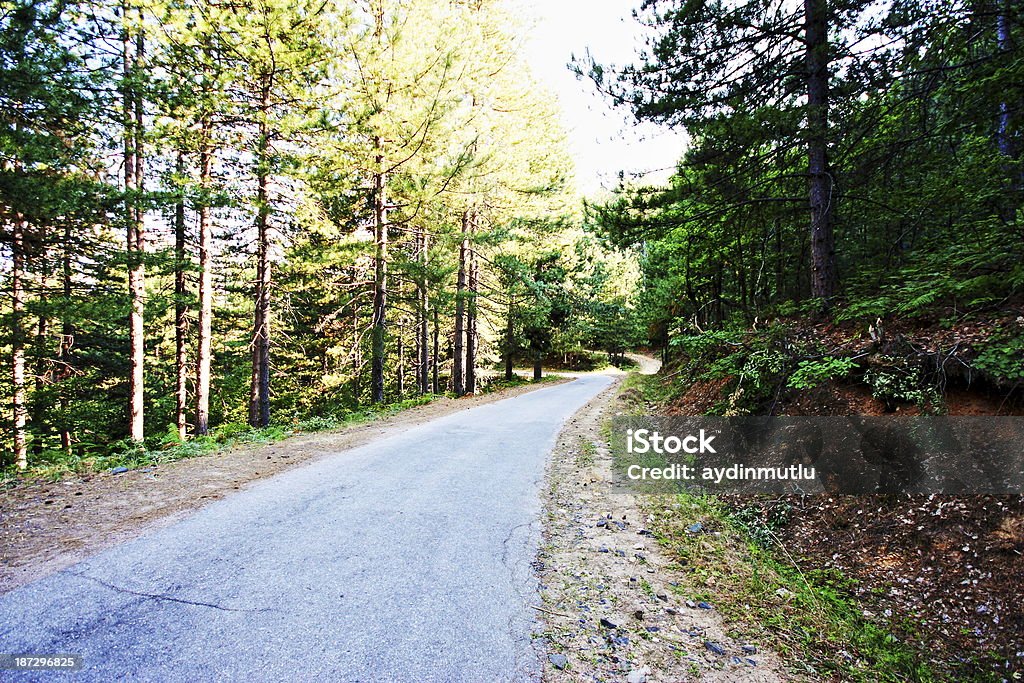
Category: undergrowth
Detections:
[
  {"x1": 613, "y1": 372, "x2": 983, "y2": 682},
  {"x1": 3, "y1": 394, "x2": 439, "y2": 482}
]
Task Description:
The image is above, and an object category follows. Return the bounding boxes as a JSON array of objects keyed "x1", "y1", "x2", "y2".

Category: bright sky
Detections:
[{"x1": 517, "y1": 0, "x2": 688, "y2": 196}]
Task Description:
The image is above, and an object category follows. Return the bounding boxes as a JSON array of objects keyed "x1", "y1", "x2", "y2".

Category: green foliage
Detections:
[
  {"x1": 650, "y1": 491, "x2": 938, "y2": 682},
  {"x1": 587, "y1": 0, "x2": 1023, "y2": 358},
  {"x1": 787, "y1": 357, "x2": 858, "y2": 390},
  {"x1": 865, "y1": 360, "x2": 941, "y2": 411},
  {"x1": 972, "y1": 329, "x2": 1024, "y2": 383},
  {"x1": 730, "y1": 501, "x2": 793, "y2": 548}
]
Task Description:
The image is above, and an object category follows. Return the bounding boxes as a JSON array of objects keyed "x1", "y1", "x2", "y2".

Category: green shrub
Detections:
[
  {"x1": 787, "y1": 357, "x2": 858, "y2": 390},
  {"x1": 973, "y1": 329, "x2": 1024, "y2": 383}
]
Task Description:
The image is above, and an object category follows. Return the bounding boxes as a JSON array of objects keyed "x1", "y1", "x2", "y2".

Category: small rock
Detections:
[
  {"x1": 697, "y1": 601, "x2": 713, "y2": 610},
  {"x1": 615, "y1": 550, "x2": 626, "y2": 557},
  {"x1": 612, "y1": 636, "x2": 630, "y2": 647},
  {"x1": 774, "y1": 588, "x2": 793, "y2": 600},
  {"x1": 597, "y1": 519, "x2": 608, "y2": 528},
  {"x1": 685, "y1": 600, "x2": 696, "y2": 608},
  {"x1": 656, "y1": 592, "x2": 668, "y2": 602},
  {"x1": 687, "y1": 522, "x2": 703, "y2": 534},
  {"x1": 110, "y1": 466, "x2": 129, "y2": 474},
  {"x1": 638, "y1": 529, "x2": 653, "y2": 536},
  {"x1": 626, "y1": 670, "x2": 647, "y2": 683},
  {"x1": 741, "y1": 644, "x2": 758, "y2": 654},
  {"x1": 599, "y1": 547, "x2": 610, "y2": 553},
  {"x1": 632, "y1": 609, "x2": 644, "y2": 620},
  {"x1": 600, "y1": 617, "x2": 619, "y2": 629},
  {"x1": 744, "y1": 658, "x2": 758, "y2": 667},
  {"x1": 704, "y1": 641, "x2": 726, "y2": 656},
  {"x1": 645, "y1": 626, "x2": 660, "y2": 633},
  {"x1": 548, "y1": 653, "x2": 567, "y2": 670}
]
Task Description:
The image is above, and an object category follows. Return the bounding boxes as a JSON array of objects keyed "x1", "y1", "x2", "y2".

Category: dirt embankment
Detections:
[
  {"x1": 0, "y1": 380, "x2": 566, "y2": 595},
  {"x1": 656, "y1": 360, "x2": 1024, "y2": 679}
]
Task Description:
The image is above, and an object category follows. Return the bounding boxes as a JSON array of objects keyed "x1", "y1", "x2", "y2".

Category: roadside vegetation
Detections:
[
  {"x1": 2, "y1": 372, "x2": 571, "y2": 483},
  {"x1": 616, "y1": 371, "x2": 1019, "y2": 681}
]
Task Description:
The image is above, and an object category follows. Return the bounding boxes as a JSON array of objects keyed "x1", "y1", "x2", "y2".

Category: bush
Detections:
[{"x1": 787, "y1": 357, "x2": 858, "y2": 390}]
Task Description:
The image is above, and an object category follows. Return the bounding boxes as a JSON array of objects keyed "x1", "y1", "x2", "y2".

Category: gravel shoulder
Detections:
[
  {"x1": 536, "y1": 370, "x2": 791, "y2": 682},
  {"x1": 0, "y1": 379, "x2": 566, "y2": 595}
]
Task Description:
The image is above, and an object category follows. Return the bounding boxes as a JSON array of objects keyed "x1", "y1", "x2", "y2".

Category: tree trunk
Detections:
[
  {"x1": 504, "y1": 300, "x2": 514, "y2": 381},
  {"x1": 396, "y1": 331, "x2": 404, "y2": 398},
  {"x1": 533, "y1": 355, "x2": 542, "y2": 381},
  {"x1": 453, "y1": 211, "x2": 469, "y2": 396},
  {"x1": 59, "y1": 222, "x2": 73, "y2": 456},
  {"x1": 352, "y1": 304, "x2": 362, "y2": 398},
  {"x1": 996, "y1": 2, "x2": 1019, "y2": 220},
  {"x1": 370, "y1": 138, "x2": 388, "y2": 404},
  {"x1": 12, "y1": 216, "x2": 27, "y2": 469},
  {"x1": 173, "y1": 150, "x2": 188, "y2": 441},
  {"x1": 195, "y1": 133, "x2": 213, "y2": 436},
  {"x1": 806, "y1": 0, "x2": 835, "y2": 301},
  {"x1": 417, "y1": 228, "x2": 430, "y2": 394},
  {"x1": 250, "y1": 116, "x2": 271, "y2": 428},
  {"x1": 32, "y1": 245, "x2": 50, "y2": 458},
  {"x1": 124, "y1": 7, "x2": 146, "y2": 442},
  {"x1": 465, "y1": 258, "x2": 478, "y2": 394},
  {"x1": 997, "y1": 4, "x2": 1012, "y2": 160},
  {"x1": 431, "y1": 307, "x2": 440, "y2": 394}
]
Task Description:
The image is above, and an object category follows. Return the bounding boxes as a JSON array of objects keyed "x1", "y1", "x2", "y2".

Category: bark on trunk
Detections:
[
  {"x1": 12, "y1": 216, "x2": 27, "y2": 469},
  {"x1": 195, "y1": 133, "x2": 213, "y2": 435},
  {"x1": 996, "y1": 2, "x2": 1019, "y2": 220},
  {"x1": 32, "y1": 246, "x2": 50, "y2": 458},
  {"x1": 997, "y1": 6, "x2": 1012, "y2": 160},
  {"x1": 417, "y1": 228, "x2": 430, "y2": 394},
  {"x1": 174, "y1": 151, "x2": 188, "y2": 441},
  {"x1": 806, "y1": 0, "x2": 835, "y2": 301},
  {"x1": 396, "y1": 332, "x2": 404, "y2": 398},
  {"x1": 533, "y1": 356, "x2": 542, "y2": 381},
  {"x1": 250, "y1": 116, "x2": 271, "y2": 428},
  {"x1": 452, "y1": 211, "x2": 469, "y2": 396},
  {"x1": 504, "y1": 300, "x2": 514, "y2": 381},
  {"x1": 124, "y1": 9, "x2": 146, "y2": 442},
  {"x1": 465, "y1": 258, "x2": 477, "y2": 394},
  {"x1": 431, "y1": 307, "x2": 440, "y2": 394},
  {"x1": 59, "y1": 223, "x2": 73, "y2": 455},
  {"x1": 370, "y1": 139, "x2": 388, "y2": 404}
]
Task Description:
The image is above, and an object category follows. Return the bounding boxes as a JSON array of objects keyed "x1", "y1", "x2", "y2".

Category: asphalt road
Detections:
[{"x1": 0, "y1": 374, "x2": 614, "y2": 682}]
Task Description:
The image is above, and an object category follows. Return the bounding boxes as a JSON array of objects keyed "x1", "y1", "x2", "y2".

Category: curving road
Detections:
[{"x1": 0, "y1": 374, "x2": 614, "y2": 682}]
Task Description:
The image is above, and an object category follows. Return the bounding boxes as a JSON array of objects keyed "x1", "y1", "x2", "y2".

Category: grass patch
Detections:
[
  {"x1": 3, "y1": 394, "x2": 440, "y2": 483},
  {"x1": 479, "y1": 373, "x2": 563, "y2": 394},
  {"x1": 649, "y1": 494, "x2": 939, "y2": 682},
  {"x1": 577, "y1": 438, "x2": 597, "y2": 467}
]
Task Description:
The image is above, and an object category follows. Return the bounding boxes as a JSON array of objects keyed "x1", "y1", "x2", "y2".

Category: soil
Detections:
[
  {"x1": 536, "y1": 365, "x2": 791, "y2": 682},
  {"x1": 762, "y1": 494, "x2": 1024, "y2": 679},
  {"x1": 0, "y1": 380, "x2": 566, "y2": 596},
  {"x1": 664, "y1": 373, "x2": 1024, "y2": 679}
]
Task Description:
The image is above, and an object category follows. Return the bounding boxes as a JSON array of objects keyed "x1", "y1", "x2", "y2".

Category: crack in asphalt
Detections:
[
  {"x1": 63, "y1": 570, "x2": 273, "y2": 614},
  {"x1": 499, "y1": 518, "x2": 539, "y2": 679}
]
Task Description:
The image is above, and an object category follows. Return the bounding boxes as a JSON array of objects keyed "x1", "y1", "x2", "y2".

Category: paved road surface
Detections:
[{"x1": 0, "y1": 374, "x2": 614, "y2": 682}]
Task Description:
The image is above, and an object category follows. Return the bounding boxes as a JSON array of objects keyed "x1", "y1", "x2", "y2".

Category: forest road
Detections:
[{"x1": 0, "y1": 373, "x2": 615, "y2": 682}]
